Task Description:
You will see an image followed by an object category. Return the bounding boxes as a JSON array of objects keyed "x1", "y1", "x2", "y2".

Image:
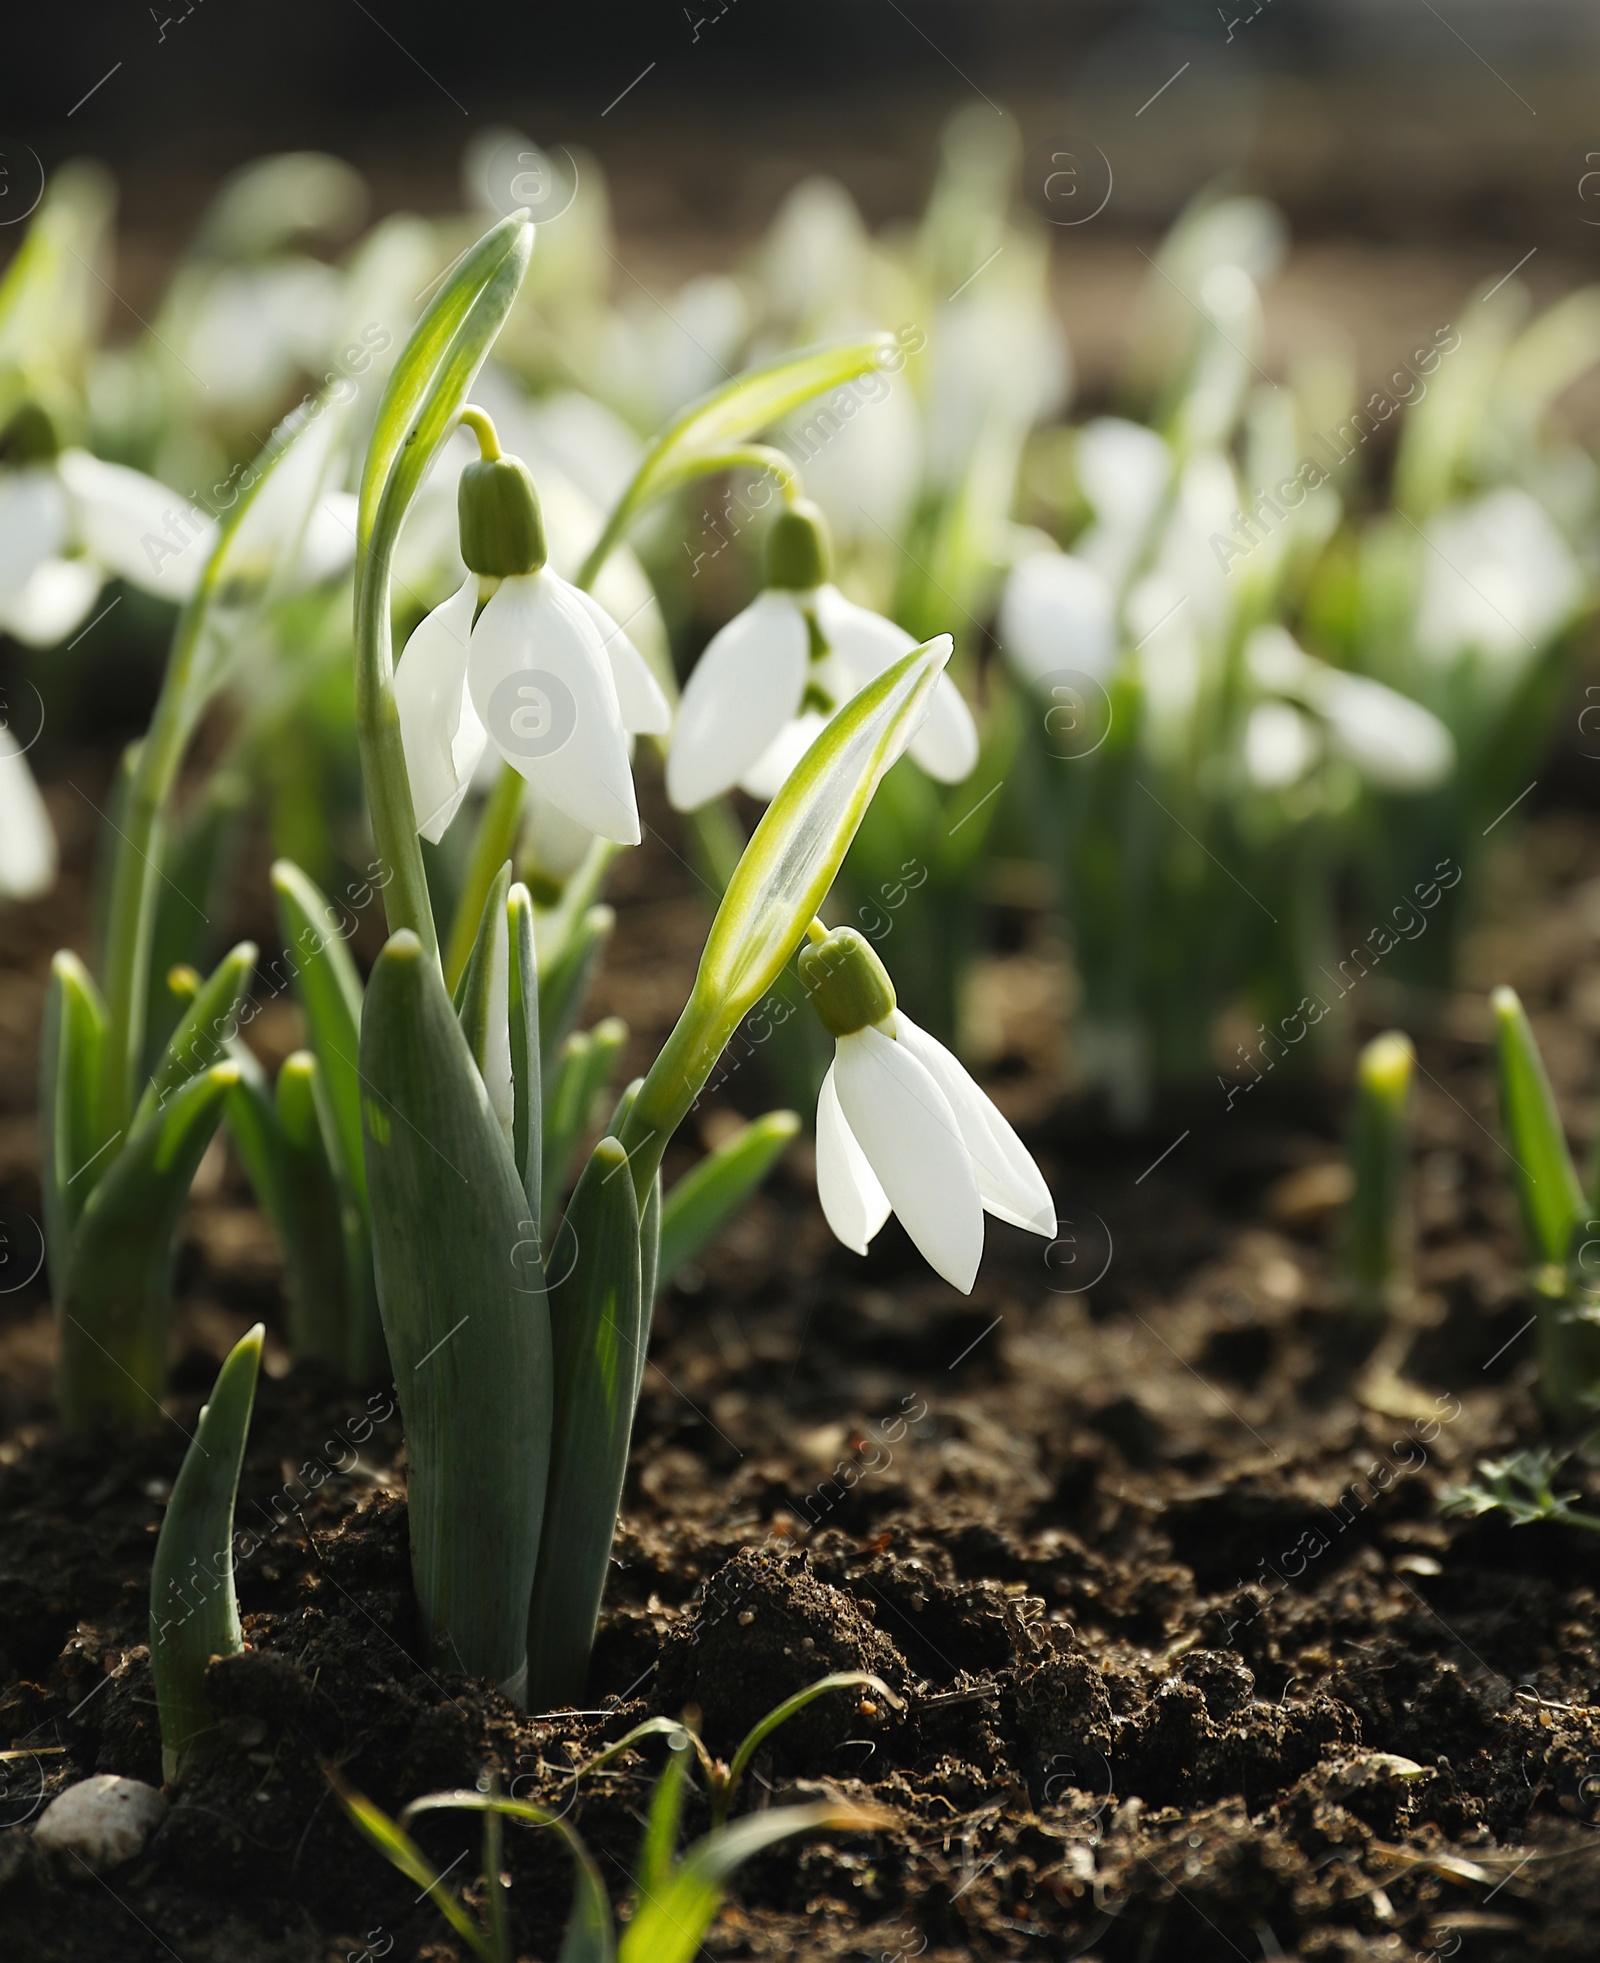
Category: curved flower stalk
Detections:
[
  {"x1": 799, "y1": 926, "x2": 1052, "y2": 1290},
  {"x1": 667, "y1": 497, "x2": 976, "y2": 810}
]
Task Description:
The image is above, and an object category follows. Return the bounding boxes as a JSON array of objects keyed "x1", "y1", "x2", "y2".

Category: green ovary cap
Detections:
[
  {"x1": 799, "y1": 927, "x2": 897, "y2": 1037},
  {"x1": 764, "y1": 498, "x2": 832, "y2": 591},
  {"x1": 1, "y1": 401, "x2": 63, "y2": 464},
  {"x1": 458, "y1": 455, "x2": 547, "y2": 577}
]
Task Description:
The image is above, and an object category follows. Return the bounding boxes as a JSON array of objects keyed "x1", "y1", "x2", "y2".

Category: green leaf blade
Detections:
[{"x1": 658, "y1": 1111, "x2": 798, "y2": 1285}]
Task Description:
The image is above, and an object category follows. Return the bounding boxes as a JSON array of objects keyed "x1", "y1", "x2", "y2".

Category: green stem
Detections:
[
  {"x1": 354, "y1": 538, "x2": 437, "y2": 960},
  {"x1": 617, "y1": 990, "x2": 734, "y2": 1211},
  {"x1": 443, "y1": 763, "x2": 524, "y2": 993}
]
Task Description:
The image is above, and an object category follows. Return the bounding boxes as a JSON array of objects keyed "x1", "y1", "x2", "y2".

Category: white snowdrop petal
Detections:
[
  {"x1": 1244, "y1": 700, "x2": 1318, "y2": 789},
  {"x1": 57, "y1": 449, "x2": 216, "y2": 601},
  {"x1": 0, "y1": 726, "x2": 57, "y2": 900},
  {"x1": 0, "y1": 556, "x2": 103, "y2": 647},
  {"x1": 890, "y1": 1011, "x2": 1055, "y2": 1236},
  {"x1": 667, "y1": 589, "x2": 808, "y2": 809},
  {"x1": 815, "y1": 1062, "x2": 891, "y2": 1255},
  {"x1": 738, "y1": 709, "x2": 826, "y2": 801},
  {"x1": 0, "y1": 468, "x2": 69, "y2": 602},
  {"x1": 998, "y1": 551, "x2": 1117, "y2": 690},
  {"x1": 567, "y1": 580, "x2": 671, "y2": 737},
  {"x1": 1320, "y1": 671, "x2": 1455, "y2": 792},
  {"x1": 833, "y1": 1025, "x2": 984, "y2": 1292},
  {"x1": 812, "y1": 583, "x2": 915, "y2": 688},
  {"x1": 393, "y1": 578, "x2": 483, "y2": 843},
  {"x1": 469, "y1": 569, "x2": 640, "y2": 846},
  {"x1": 907, "y1": 673, "x2": 979, "y2": 783},
  {"x1": 294, "y1": 492, "x2": 359, "y2": 587}
]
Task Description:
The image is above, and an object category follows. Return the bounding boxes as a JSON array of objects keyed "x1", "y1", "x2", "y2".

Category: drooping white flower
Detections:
[
  {"x1": 0, "y1": 442, "x2": 216, "y2": 647},
  {"x1": 1416, "y1": 487, "x2": 1583, "y2": 671},
  {"x1": 998, "y1": 548, "x2": 1117, "y2": 692},
  {"x1": 0, "y1": 726, "x2": 56, "y2": 901},
  {"x1": 1246, "y1": 625, "x2": 1454, "y2": 793},
  {"x1": 667, "y1": 499, "x2": 976, "y2": 811},
  {"x1": 801, "y1": 927, "x2": 1054, "y2": 1293},
  {"x1": 393, "y1": 431, "x2": 668, "y2": 845}
]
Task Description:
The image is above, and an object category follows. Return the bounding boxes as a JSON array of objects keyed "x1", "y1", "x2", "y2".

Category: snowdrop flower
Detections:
[
  {"x1": 998, "y1": 547, "x2": 1117, "y2": 691},
  {"x1": 799, "y1": 926, "x2": 1054, "y2": 1293},
  {"x1": 667, "y1": 499, "x2": 977, "y2": 810},
  {"x1": 0, "y1": 726, "x2": 56, "y2": 901},
  {"x1": 393, "y1": 412, "x2": 668, "y2": 846},
  {"x1": 1246, "y1": 626, "x2": 1454, "y2": 793},
  {"x1": 0, "y1": 411, "x2": 215, "y2": 646},
  {"x1": 1416, "y1": 487, "x2": 1583, "y2": 671}
]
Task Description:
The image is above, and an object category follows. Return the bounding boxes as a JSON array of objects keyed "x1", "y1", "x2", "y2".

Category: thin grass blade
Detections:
[{"x1": 658, "y1": 1112, "x2": 799, "y2": 1285}]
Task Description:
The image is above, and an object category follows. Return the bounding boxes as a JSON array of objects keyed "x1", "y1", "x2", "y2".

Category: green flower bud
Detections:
[
  {"x1": 1, "y1": 401, "x2": 63, "y2": 465},
  {"x1": 799, "y1": 926, "x2": 896, "y2": 1037},
  {"x1": 764, "y1": 498, "x2": 832, "y2": 592},
  {"x1": 458, "y1": 455, "x2": 547, "y2": 578}
]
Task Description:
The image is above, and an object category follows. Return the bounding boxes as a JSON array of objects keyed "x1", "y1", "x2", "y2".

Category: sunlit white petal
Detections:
[
  {"x1": 1245, "y1": 700, "x2": 1317, "y2": 789},
  {"x1": 57, "y1": 449, "x2": 217, "y2": 602},
  {"x1": 468, "y1": 569, "x2": 640, "y2": 846},
  {"x1": 999, "y1": 551, "x2": 1116, "y2": 690},
  {"x1": 0, "y1": 469, "x2": 69, "y2": 603},
  {"x1": 890, "y1": 1010, "x2": 1055, "y2": 1235},
  {"x1": 0, "y1": 728, "x2": 56, "y2": 900},
  {"x1": 567, "y1": 582, "x2": 671, "y2": 737},
  {"x1": 0, "y1": 556, "x2": 103, "y2": 647},
  {"x1": 833, "y1": 1024, "x2": 983, "y2": 1292},
  {"x1": 667, "y1": 588, "x2": 808, "y2": 810},
  {"x1": 1319, "y1": 671, "x2": 1454, "y2": 792},
  {"x1": 739, "y1": 708, "x2": 827, "y2": 800},
  {"x1": 815, "y1": 1063, "x2": 891, "y2": 1255},
  {"x1": 394, "y1": 578, "x2": 485, "y2": 843}
]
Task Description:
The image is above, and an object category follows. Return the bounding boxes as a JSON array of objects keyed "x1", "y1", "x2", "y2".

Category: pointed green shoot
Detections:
[
  {"x1": 361, "y1": 929, "x2": 551, "y2": 1695},
  {"x1": 716, "y1": 1672, "x2": 902, "y2": 1826},
  {"x1": 331, "y1": 1778, "x2": 499, "y2": 1963},
  {"x1": 526, "y1": 1136, "x2": 642, "y2": 1712},
  {"x1": 39, "y1": 951, "x2": 109, "y2": 1287},
  {"x1": 542, "y1": 1020, "x2": 628, "y2": 1226},
  {"x1": 1493, "y1": 986, "x2": 1584, "y2": 1271},
  {"x1": 508, "y1": 883, "x2": 541, "y2": 1222},
  {"x1": 635, "y1": 1732, "x2": 691, "y2": 1905},
  {"x1": 133, "y1": 940, "x2": 257, "y2": 1130},
  {"x1": 616, "y1": 1801, "x2": 894, "y2": 1963},
  {"x1": 619, "y1": 638, "x2": 951, "y2": 1203},
  {"x1": 355, "y1": 214, "x2": 534, "y2": 954},
  {"x1": 658, "y1": 1112, "x2": 799, "y2": 1287},
  {"x1": 453, "y1": 861, "x2": 514, "y2": 1149},
  {"x1": 1342, "y1": 1031, "x2": 1414, "y2": 1327},
  {"x1": 59, "y1": 1062, "x2": 239, "y2": 1430},
  {"x1": 150, "y1": 1323, "x2": 263, "y2": 1784},
  {"x1": 271, "y1": 859, "x2": 367, "y2": 1206},
  {"x1": 577, "y1": 335, "x2": 892, "y2": 588},
  {"x1": 539, "y1": 904, "x2": 614, "y2": 1075}
]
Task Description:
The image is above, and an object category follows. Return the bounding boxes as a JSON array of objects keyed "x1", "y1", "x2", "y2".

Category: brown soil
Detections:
[{"x1": 3, "y1": 763, "x2": 1600, "y2": 1962}]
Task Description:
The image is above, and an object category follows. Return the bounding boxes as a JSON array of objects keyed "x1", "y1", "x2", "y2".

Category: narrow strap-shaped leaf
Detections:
[
  {"x1": 1342, "y1": 1031, "x2": 1414, "y2": 1325},
  {"x1": 361, "y1": 929, "x2": 551, "y2": 1695},
  {"x1": 331, "y1": 1778, "x2": 496, "y2": 1963},
  {"x1": 134, "y1": 940, "x2": 258, "y2": 1129},
  {"x1": 526, "y1": 1136, "x2": 642, "y2": 1711},
  {"x1": 542, "y1": 1021, "x2": 628, "y2": 1227},
  {"x1": 539, "y1": 904, "x2": 614, "y2": 1075},
  {"x1": 635, "y1": 1736, "x2": 690, "y2": 1906},
  {"x1": 658, "y1": 1111, "x2": 799, "y2": 1286},
  {"x1": 39, "y1": 951, "x2": 108, "y2": 1285},
  {"x1": 150, "y1": 1323, "x2": 263, "y2": 1784},
  {"x1": 638, "y1": 1171, "x2": 661, "y2": 1409},
  {"x1": 620, "y1": 639, "x2": 951, "y2": 1202},
  {"x1": 396, "y1": 1791, "x2": 616, "y2": 1963},
  {"x1": 59, "y1": 1062, "x2": 239, "y2": 1429},
  {"x1": 1493, "y1": 986, "x2": 1584, "y2": 1269},
  {"x1": 272, "y1": 859, "x2": 367, "y2": 1205},
  {"x1": 577, "y1": 336, "x2": 892, "y2": 587},
  {"x1": 508, "y1": 882, "x2": 542, "y2": 1225},
  {"x1": 719, "y1": 1672, "x2": 901, "y2": 1823},
  {"x1": 274, "y1": 1054, "x2": 355, "y2": 1366},
  {"x1": 453, "y1": 861, "x2": 514, "y2": 1147},
  {"x1": 617, "y1": 1802, "x2": 893, "y2": 1963}
]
